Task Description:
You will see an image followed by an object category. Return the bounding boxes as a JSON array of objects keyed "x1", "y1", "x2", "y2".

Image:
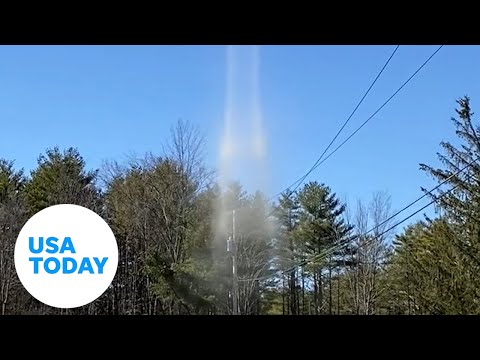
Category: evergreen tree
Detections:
[
  {"x1": 0, "y1": 160, "x2": 28, "y2": 314},
  {"x1": 387, "y1": 219, "x2": 477, "y2": 314},
  {"x1": 294, "y1": 181, "x2": 353, "y2": 314},
  {"x1": 386, "y1": 96, "x2": 480, "y2": 314},
  {"x1": 24, "y1": 147, "x2": 100, "y2": 216},
  {"x1": 273, "y1": 190, "x2": 301, "y2": 314}
]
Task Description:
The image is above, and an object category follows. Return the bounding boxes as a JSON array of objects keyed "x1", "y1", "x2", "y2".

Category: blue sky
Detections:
[{"x1": 0, "y1": 45, "x2": 478, "y2": 231}]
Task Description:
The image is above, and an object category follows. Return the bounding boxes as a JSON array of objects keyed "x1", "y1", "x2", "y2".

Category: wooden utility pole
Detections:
[{"x1": 231, "y1": 210, "x2": 239, "y2": 315}]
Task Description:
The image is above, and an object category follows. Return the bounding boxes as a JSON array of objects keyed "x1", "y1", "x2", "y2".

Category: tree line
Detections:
[{"x1": 0, "y1": 96, "x2": 479, "y2": 315}]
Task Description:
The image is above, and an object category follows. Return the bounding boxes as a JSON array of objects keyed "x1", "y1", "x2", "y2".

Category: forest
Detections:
[{"x1": 0, "y1": 96, "x2": 479, "y2": 315}]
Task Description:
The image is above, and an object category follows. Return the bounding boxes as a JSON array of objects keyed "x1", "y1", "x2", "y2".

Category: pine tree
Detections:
[
  {"x1": 418, "y1": 96, "x2": 480, "y2": 311},
  {"x1": 386, "y1": 96, "x2": 480, "y2": 314},
  {"x1": 24, "y1": 147, "x2": 100, "y2": 216},
  {"x1": 274, "y1": 190, "x2": 300, "y2": 314},
  {"x1": 294, "y1": 181, "x2": 353, "y2": 314},
  {"x1": 420, "y1": 96, "x2": 480, "y2": 230},
  {"x1": 0, "y1": 160, "x2": 28, "y2": 314}
]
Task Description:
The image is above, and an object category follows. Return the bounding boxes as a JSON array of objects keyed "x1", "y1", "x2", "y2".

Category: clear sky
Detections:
[{"x1": 0, "y1": 45, "x2": 478, "y2": 231}]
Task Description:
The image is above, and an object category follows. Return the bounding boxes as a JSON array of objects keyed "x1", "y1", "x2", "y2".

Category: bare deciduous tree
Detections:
[
  {"x1": 344, "y1": 191, "x2": 393, "y2": 315},
  {"x1": 0, "y1": 161, "x2": 28, "y2": 315},
  {"x1": 101, "y1": 119, "x2": 214, "y2": 314}
]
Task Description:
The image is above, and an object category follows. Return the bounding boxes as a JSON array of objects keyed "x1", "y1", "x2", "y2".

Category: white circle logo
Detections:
[{"x1": 14, "y1": 204, "x2": 119, "y2": 309}]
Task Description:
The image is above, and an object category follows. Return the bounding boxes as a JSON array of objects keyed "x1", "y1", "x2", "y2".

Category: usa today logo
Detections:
[{"x1": 14, "y1": 204, "x2": 119, "y2": 309}]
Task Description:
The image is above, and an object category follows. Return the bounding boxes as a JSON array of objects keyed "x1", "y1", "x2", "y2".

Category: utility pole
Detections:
[
  {"x1": 227, "y1": 209, "x2": 239, "y2": 315},
  {"x1": 232, "y1": 209, "x2": 239, "y2": 315}
]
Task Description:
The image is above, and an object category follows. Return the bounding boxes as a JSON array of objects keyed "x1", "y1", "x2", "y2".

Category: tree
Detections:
[
  {"x1": 419, "y1": 96, "x2": 480, "y2": 245},
  {"x1": 0, "y1": 160, "x2": 28, "y2": 314},
  {"x1": 102, "y1": 119, "x2": 215, "y2": 314},
  {"x1": 24, "y1": 147, "x2": 100, "y2": 216},
  {"x1": 212, "y1": 183, "x2": 275, "y2": 315},
  {"x1": 166, "y1": 118, "x2": 213, "y2": 192},
  {"x1": 20, "y1": 147, "x2": 102, "y2": 314},
  {"x1": 236, "y1": 191, "x2": 275, "y2": 314},
  {"x1": 344, "y1": 191, "x2": 393, "y2": 315},
  {"x1": 384, "y1": 96, "x2": 480, "y2": 315},
  {"x1": 418, "y1": 96, "x2": 480, "y2": 312},
  {"x1": 386, "y1": 219, "x2": 478, "y2": 314},
  {"x1": 273, "y1": 190, "x2": 301, "y2": 314},
  {"x1": 294, "y1": 181, "x2": 353, "y2": 314}
]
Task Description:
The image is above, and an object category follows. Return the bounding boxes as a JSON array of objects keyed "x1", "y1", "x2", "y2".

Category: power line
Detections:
[
  {"x1": 287, "y1": 45, "x2": 401, "y2": 196},
  {"x1": 306, "y1": 45, "x2": 444, "y2": 173},
  {"x1": 241, "y1": 152, "x2": 476, "y2": 282},
  {"x1": 290, "y1": 155, "x2": 472, "y2": 272},
  {"x1": 269, "y1": 45, "x2": 444, "y2": 203},
  {"x1": 313, "y1": 177, "x2": 466, "y2": 267},
  {"x1": 242, "y1": 179, "x2": 461, "y2": 283},
  {"x1": 364, "y1": 154, "x2": 479, "y2": 235},
  {"x1": 291, "y1": 153, "x2": 473, "y2": 272},
  {"x1": 269, "y1": 45, "x2": 400, "y2": 201}
]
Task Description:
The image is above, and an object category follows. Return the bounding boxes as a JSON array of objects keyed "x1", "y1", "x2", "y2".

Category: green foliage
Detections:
[
  {"x1": 295, "y1": 182, "x2": 353, "y2": 260},
  {"x1": 0, "y1": 160, "x2": 25, "y2": 203},
  {"x1": 24, "y1": 147, "x2": 100, "y2": 216},
  {"x1": 386, "y1": 219, "x2": 480, "y2": 314},
  {"x1": 272, "y1": 182, "x2": 354, "y2": 314},
  {"x1": 385, "y1": 97, "x2": 480, "y2": 314},
  {"x1": 0, "y1": 159, "x2": 30, "y2": 314},
  {"x1": 5, "y1": 97, "x2": 480, "y2": 314}
]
